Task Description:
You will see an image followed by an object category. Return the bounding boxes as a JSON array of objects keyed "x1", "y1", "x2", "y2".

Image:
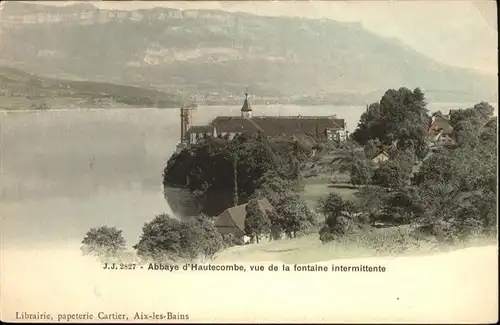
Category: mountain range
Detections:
[{"x1": 0, "y1": 2, "x2": 497, "y2": 104}]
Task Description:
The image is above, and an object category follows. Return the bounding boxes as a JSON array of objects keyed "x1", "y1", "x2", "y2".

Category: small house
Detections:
[
  {"x1": 427, "y1": 114, "x2": 457, "y2": 146},
  {"x1": 428, "y1": 114, "x2": 453, "y2": 137},
  {"x1": 214, "y1": 198, "x2": 274, "y2": 242},
  {"x1": 371, "y1": 150, "x2": 390, "y2": 165}
]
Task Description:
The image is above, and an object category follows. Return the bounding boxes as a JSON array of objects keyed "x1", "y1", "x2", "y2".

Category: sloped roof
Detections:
[
  {"x1": 204, "y1": 113, "x2": 345, "y2": 137},
  {"x1": 250, "y1": 116, "x2": 344, "y2": 137},
  {"x1": 371, "y1": 150, "x2": 390, "y2": 161},
  {"x1": 269, "y1": 134, "x2": 316, "y2": 149},
  {"x1": 241, "y1": 97, "x2": 252, "y2": 112},
  {"x1": 210, "y1": 116, "x2": 263, "y2": 134},
  {"x1": 187, "y1": 125, "x2": 213, "y2": 134},
  {"x1": 214, "y1": 198, "x2": 273, "y2": 233},
  {"x1": 428, "y1": 116, "x2": 453, "y2": 134},
  {"x1": 331, "y1": 118, "x2": 346, "y2": 128}
]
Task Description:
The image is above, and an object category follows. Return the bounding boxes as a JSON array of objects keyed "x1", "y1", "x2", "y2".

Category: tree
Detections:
[
  {"x1": 473, "y1": 102, "x2": 495, "y2": 119},
  {"x1": 185, "y1": 215, "x2": 225, "y2": 258},
  {"x1": 267, "y1": 209, "x2": 283, "y2": 241},
  {"x1": 250, "y1": 171, "x2": 315, "y2": 239},
  {"x1": 133, "y1": 213, "x2": 225, "y2": 262},
  {"x1": 81, "y1": 226, "x2": 126, "y2": 258},
  {"x1": 351, "y1": 103, "x2": 383, "y2": 145},
  {"x1": 317, "y1": 192, "x2": 347, "y2": 219},
  {"x1": 164, "y1": 131, "x2": 287, "y2": 217},
  {"x1": 379, "y1": 188, "x2": 425, "y2": 225},
  {"x1": 164, "y1": 129, "x2": 314, "y2": 218},
  {"x1": 350, "y1": 156, "x2": 374, "y2": 187},
  {"x1": 355, "y1": 186, "x2": 388, "y2": 222},
  {"x1": 331, "y1": 145, "x2": 373, "y2": 187},
  {"x1": 134, "y1": 214, "x2": 184, "y2": 262},
  {"x1": 364, "y1": 138, "x2": 382, "y2": 159},
  {"x1": 412, "y1": 150, "x2": 454, "y2": 186},
  {"x1": 372, "y1": 162, "x2": 405, "y2": 189},
  {"x1": 453, "y1": 119, "x2": 480, "y2": 147},
  {"x1": 480, "y1": 117, "x2": 497, "y2": 144},
  {"x1": 449, "y1": 103, "x2": 495, "y2": 149},
  {"x1": 244, "y1": 199, "x2": 270, "y2": 243},
  {"x1": 275, "y1": 195, "x2": 316, "y2": 238},
  {"x1": 411, "y1": 105, "x2": 497, "y2": 241},
  {"x1": 226, "y1": 133, "x2": 283, "y2": 203},
  {"x1": 351, "y1": 88, "x2": 429, "y2": 156},
  {"x1": 450, "y1": 102, "x2": 494, "y2": 135},
  {"x1": 232, "y1": 152, "x2": 239, "y2": 206},
  {"x1": 372, "y1": 149, "x2": 414, "y2": 189},
  {"x1": 251, "y1": 170, "x2": 299, "y2": 208},
  {"x1": 317, "y1": 193, "x2": 360, "y2": 242}
]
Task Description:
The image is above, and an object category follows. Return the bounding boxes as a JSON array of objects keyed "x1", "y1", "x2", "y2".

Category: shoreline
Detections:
[{"x1": 0, "y1": 100, "x2": 494, "y2": 113}]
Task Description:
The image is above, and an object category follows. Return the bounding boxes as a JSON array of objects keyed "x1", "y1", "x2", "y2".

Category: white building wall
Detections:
[{"x1": 326, "y1": 128, "x2": 347, "y2": 142}]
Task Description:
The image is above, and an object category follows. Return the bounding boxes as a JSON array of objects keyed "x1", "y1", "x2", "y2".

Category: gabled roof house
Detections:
[{"x1": 214, "y1": 198, "x2": 273, "y2": 238}]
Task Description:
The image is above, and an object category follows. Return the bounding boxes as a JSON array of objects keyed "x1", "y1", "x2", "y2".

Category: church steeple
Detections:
[{"x1": 241, "y1": 89, "x2": 252, "y2": 118}]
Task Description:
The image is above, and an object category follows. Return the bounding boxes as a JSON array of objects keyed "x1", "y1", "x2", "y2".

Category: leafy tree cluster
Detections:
[
  {"x1": 244, "y1": 199, "x2": 270, "y2": 243},
  {"x1": 372, "y1": 148, "x2": 416, "y2": 189},
  {"x1": 250, "y1": 171, "x2": 316, "y2": 240},
  {"x1": 317, "y1": 193, "x2": 363, "y2": 242},
  {"x1": 163, "y1": 132, "x2": 312, "y2": 216},
  {"x1": 335, "y1": 143, "x2": 415, "y2": 190},
  {"x1": 363, "y1": 138, "x2": 383, "y2": 159},
  {"x1": 410, "y1": 102, "x2": 496, "y2": 241},
  {"x1": 221, "y1": 233, "x2": 245, "y2": 246},
  {"x1": 83, "y1": 215, "x2": 228, "y2": 263},
  {"x1": 449, "y1": 102, "x2": 495, "y2": 147},
  {"x1": 329, "y1": 88, "x2": 496, "y2": 243},
  {"x1": 81, "y1": 226, "x2": 126, "y2": 258},
  {"x1": 351, "y1": 87, "x2": 429, "y2": 159},
  {"x1": 334, "y1": 148, "x2": 374, "y2": 187},
  {"x1": 133, "y1": 214, "x2": 225, "y2": 262}
]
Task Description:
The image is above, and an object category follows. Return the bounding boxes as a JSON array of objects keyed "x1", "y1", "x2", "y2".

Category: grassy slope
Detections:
[
  {"x1": 300, "y1": 152, "x2": 358, "y2": 210},
  {"x1": 214, "y1": 150, "x2": 497, "y2": 264},
  {"x1": 213, "y1": 226, "x2": 496, "y2": 264},
  {"x1": 0, "y1": 66, "x2": 183, "y2": 110}
]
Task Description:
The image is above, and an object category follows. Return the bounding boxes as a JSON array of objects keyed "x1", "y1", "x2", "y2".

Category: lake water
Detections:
[{"x1": 0, "y1": 103, "x2": 485, "y2": 249}]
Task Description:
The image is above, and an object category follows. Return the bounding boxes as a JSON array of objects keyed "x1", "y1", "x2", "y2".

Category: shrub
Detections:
[
  {"x1": 133, "y1": 213, "x2": 225, "y2": 262},
  {"x1": 81, "y1": 226, "x2": 126, "y2": 258},
  {"x1": 222, "y1": 233, "x2": 244, "y2": 247},
  {"x1": 251, "y1": 172, "x2": 315, "y2": 239},
  {"x1": 186, "y1": 215, "x2": 226, "y2": 258},
  {"x1": 244, "y1": 199, "x2": 270, "y2": 243},
  {"x1": 319, "y1": 225, "x2": 336, "y2": 243},
  {"x1": 317, "y1": 193, "x2": 363, "y2": 242}
]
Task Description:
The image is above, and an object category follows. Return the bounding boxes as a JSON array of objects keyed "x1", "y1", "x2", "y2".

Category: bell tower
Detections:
[
  {"x1": 180, "y1": 103, "x2": 197, "y2": 144},
  {"x1": 241, "y1": 90, "x2": 252, "y2": 119}
]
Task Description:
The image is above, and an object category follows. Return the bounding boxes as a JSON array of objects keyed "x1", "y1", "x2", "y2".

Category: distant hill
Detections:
[
  {"x1": 0, "y1": 2, "x2": 496, "y2": 103},
  {"x1": 0, "y1": 66, "x2": 183, "y2": 110}
]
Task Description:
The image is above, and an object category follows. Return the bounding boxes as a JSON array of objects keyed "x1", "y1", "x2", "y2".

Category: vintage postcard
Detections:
[{"x1": 0, "y1": 0, "x2": 498, "y2": 323}]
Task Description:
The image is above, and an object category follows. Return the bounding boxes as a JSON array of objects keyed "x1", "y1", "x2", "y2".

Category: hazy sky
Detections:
[{"x1": 20, "y1": 1, "x2": 499, "y2": 75}]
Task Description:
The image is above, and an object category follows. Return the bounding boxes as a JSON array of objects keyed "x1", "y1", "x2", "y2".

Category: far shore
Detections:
[
  {"x1": 0, "y1": 107, "x2": 169, "y2": 112},
  {"x1": 1, "y1": 100, "x2": 495, "y2": 113}
]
